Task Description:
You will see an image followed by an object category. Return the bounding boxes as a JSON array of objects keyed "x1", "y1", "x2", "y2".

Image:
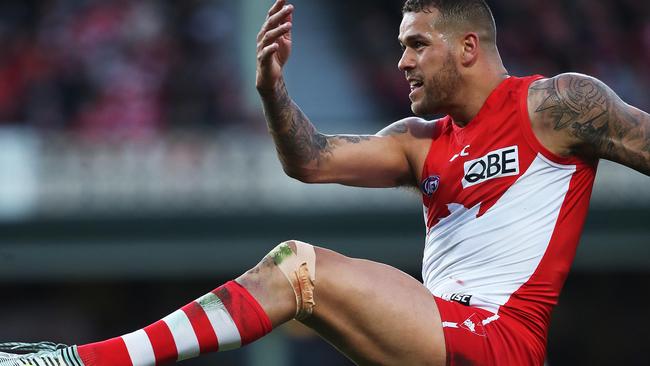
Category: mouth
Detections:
[{"x1": 408, "y1": 78, "x2": 424, "y2": 98}]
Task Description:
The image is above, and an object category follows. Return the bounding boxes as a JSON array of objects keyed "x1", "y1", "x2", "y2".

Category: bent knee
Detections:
[
  {"x1": 269, "y1": 240, "x2": 347, "y2": 279},
  {"x1": 267, "y1": 240, "x2": 317, "y2": 320},
  {"x1": 268, "y1": 240, "x2": 317, "y2": 282},
  {"x1": 270, "y1": 239, "x2": 315, "y2": 265}
]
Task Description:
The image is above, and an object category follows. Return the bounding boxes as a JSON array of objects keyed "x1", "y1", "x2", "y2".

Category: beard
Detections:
[{"x1": 411, "y1": 52, "x2": 462, "y2": 116}]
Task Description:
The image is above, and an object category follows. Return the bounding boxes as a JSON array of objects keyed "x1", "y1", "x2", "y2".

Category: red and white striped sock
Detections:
[{"x1": 77, "y1": 281, "x2": 272, "y2": 366}]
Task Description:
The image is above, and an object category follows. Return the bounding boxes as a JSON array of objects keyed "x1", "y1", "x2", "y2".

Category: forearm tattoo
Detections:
[
  {"x1": 533, "y1": 74, "x2": 650, "y2": 174},
  {"x1": 261, "y1": 79, "x2": 374, "y2": 171},
  {"x1": 260, "y1": 79, "x2": 321, "y2": 165}
]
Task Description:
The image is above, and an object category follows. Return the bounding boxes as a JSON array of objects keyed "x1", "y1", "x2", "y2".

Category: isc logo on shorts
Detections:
[
  {"x1": 461, "y1": 145, "x2": 519, "y2": 188},
  {"x1": 450, "y1": 293, "x2": 472, "y2": 306}
]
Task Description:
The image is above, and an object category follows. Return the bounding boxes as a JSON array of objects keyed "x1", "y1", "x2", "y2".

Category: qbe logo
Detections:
[{"x1": 461, "y1": 145, "x2": 519, "y2": 188}]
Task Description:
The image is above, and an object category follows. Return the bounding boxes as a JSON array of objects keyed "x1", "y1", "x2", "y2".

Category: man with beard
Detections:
[{"x1": 2, "y1": 0, "x2": 649, "y2": 365}]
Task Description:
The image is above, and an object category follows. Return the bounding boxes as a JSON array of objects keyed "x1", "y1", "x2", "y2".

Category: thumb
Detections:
[{"x1": 258, "y1": 43, "x2": 279, "y2": 67}]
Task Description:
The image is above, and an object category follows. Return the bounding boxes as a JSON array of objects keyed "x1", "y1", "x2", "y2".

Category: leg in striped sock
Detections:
[
  {"x1": 77, "y1": 281, "x2": 273, "y2": 366},
  {"x1": 3, "y1": 238, "x2": 449, "y2": 366}
]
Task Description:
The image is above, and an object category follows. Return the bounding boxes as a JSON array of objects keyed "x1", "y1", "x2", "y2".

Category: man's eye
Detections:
[{"x1": 414, "y1": 41, "x2": 425, "y2": 49}]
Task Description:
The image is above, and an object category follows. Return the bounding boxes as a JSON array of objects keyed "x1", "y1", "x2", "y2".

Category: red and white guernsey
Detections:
[{"x1": 420, "y1": 75, "x2": 597, "y2": 340}]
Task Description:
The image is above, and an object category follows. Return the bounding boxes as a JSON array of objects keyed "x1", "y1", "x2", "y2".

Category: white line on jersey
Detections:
[{"x1": 450, "y1": 145, "x2": 470, "y2": 162}]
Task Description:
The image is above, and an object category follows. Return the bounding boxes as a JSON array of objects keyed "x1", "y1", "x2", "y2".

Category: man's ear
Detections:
[{"x1": 460, "y1": 32, "x2": 479, "y2": 67}]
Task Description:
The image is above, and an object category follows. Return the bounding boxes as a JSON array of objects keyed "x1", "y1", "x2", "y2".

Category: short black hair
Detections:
[{"x1": 402, "y1": 0, "x2": 497, "y2": 46}]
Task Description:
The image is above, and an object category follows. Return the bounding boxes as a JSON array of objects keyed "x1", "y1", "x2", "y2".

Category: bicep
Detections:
[{"x1": 303, "y1": 119, "x2": 417, "y2": 187}]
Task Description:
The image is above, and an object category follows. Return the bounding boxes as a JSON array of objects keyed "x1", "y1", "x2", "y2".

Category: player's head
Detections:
[
  {"x1": 402, "y1": 0, "x2": 496, "y2": 46},
  {"x1": 399, "y1": 0, "x2": 498, "y2": 116}
]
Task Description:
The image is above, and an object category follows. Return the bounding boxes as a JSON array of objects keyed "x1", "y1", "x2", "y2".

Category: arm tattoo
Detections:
[
  {"x1": 385, "y1": 122, "x2": 409, "y2": 134},
  {"x1": 260, "y1": 79, "x2": 374, "y2": 173},
  {"x1": 534, "y1": 76, "x2": 610, "y2": 149},
  {"x1": 334, "y1": 135, "x2": 372, "y2": 144},
  {"x1": 532, "y1": 74, "x2": 650, "y2": 174},
  {"x1": 260, "y1": 79, "x2": 331, "y2": 170}
]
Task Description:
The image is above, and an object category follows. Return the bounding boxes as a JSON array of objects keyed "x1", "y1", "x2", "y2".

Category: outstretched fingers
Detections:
[
  {"x1": 267, "y1": 0, "x2": 286, "y2": 18},
  {"x1": 257, "y1": 3, "x2": 294, "y2": 44},
  {"x1": 257, "y1": 21, "x2": 292, "y2": 53}
]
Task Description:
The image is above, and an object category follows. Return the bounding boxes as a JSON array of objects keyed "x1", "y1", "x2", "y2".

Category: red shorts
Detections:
[{"x1": 434, "y1": 297, "x2": 546, "y2": 366}]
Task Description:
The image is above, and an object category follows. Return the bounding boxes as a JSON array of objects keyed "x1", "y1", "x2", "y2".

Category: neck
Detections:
[{"x1": 448, "y1": 64, "x2": 509, "y2": 127}]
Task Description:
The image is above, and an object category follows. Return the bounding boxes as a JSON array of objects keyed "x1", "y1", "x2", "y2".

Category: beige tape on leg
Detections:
[{"x1": 269, "y1": 240, "x2": 316, "y2": 320}]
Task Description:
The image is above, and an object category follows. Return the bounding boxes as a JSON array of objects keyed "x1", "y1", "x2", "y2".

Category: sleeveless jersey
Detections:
[{"x1": 420, "y1": 75, "x2": 597, "y2": 341}]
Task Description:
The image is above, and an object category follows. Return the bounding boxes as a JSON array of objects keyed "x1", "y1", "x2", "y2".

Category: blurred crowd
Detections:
[
  {"x1": 1, "y1": 0, "x2": 649, "y2": 138},
  {"x1": 0, "y1": 0, "x2": 245, "y2": 141}
]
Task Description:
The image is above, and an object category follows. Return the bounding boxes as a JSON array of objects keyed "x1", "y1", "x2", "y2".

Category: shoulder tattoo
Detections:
[
  {"x1": 532, "y1": 74, "x2": 650, "y2": 172},
  {"x1": 532, "y1": 75, "x2": 610, "y2": 149}
]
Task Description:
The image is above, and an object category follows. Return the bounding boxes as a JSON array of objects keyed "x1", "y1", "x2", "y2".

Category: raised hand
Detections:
[{"x1": 256, "y1": 0, "x2": 294, "y2": 94}]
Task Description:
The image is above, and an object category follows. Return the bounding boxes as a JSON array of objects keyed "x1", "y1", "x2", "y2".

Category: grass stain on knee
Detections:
[{"x1": 270, "y1": 243, "x2": 295, "y2": 266}]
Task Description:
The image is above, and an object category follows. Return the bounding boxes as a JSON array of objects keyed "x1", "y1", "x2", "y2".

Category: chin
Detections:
[{"x1": 411, "y1": 101, "x2": 437, "y2": 117}]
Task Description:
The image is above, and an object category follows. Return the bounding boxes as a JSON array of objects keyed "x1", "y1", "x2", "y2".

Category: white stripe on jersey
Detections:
[
  {"x1": 196, "y1": 293, "x2": 242, "y2": 350},
  {"x1": 162, "y1": 309, "x2": 200, "y2": 361},
  {"x1": 423, "y1": 153, "x2": 575, "y2": 313},
  {"x1": 122, "y1": 329, "x2": 156, "y2": 366}
]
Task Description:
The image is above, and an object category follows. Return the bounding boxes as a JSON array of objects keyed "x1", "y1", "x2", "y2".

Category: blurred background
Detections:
[{"x1": 0, "y1": 0, "x2": 648, "y2": 365}]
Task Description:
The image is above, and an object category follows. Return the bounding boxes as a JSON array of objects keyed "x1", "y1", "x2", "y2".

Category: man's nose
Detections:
[{"x1": 398, "y1": 49, "x2": 415, "y2": 71}]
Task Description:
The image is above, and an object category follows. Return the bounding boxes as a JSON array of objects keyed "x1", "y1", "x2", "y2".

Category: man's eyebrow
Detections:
[{"x1": 398, "y1": 34, "x2": 428, "y2": 45}]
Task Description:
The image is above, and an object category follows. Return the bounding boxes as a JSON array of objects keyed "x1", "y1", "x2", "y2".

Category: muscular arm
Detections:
[
  {"x1": 260, "y1": 80, "x2": 418, "y2": 187},
  {"x1": 256, "y1": 0, "x2": 423, "y2": 187},
  {"x1": 259, "y1": 78, "x2": 330, "y2": 178},
  {"x1": 529, "y1": 73, "x2": 650, "y2": 174}
]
